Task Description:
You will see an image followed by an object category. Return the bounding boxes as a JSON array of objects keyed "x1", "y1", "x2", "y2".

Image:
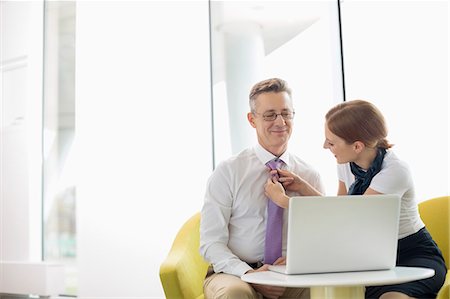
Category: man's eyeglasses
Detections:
[{"x1": 253, "y1": 111, "x2": 295, "y2": 121}]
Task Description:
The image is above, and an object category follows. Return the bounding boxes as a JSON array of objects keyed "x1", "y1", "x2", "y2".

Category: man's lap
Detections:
[{"x1": 204, "y1": 272, "x2": 310, "y2": 299}]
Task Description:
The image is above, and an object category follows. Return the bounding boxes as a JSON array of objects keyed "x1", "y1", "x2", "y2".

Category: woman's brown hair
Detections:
[{"x1": 325, "y1": 99, "x2": 393, "y2": 149}]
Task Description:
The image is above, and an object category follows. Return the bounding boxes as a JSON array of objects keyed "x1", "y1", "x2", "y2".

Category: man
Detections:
[{"x1": 200, "y1": 78, "x2": 324, "y2": 299}]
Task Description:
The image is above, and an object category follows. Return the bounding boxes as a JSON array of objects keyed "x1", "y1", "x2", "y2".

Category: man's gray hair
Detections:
[{"x1": 249, "y1": 78, "x2": 292, "y2": 112}]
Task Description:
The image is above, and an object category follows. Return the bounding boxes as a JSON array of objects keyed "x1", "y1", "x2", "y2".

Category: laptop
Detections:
[{"x1": 268, "y1": 194, "x2": 400, "y2": 275}]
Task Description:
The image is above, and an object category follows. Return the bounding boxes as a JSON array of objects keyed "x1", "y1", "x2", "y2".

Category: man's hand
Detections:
[
  {"x1": 247, "y1": 264, "x2": 286, "y2": 299},
  {"x1": 273, "y1": 257, "x2": 286, "y2": 265},
  {"x1": 264, "y1": 177, "x2": 290, "y2": 208}
]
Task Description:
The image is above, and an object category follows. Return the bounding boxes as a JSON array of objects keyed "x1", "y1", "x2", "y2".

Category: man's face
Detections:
[{"x1": 247, "y1": 91, "x2": 294, "y2": 156}]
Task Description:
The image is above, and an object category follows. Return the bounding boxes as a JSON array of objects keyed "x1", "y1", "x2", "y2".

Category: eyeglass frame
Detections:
[{"x1": 252, "y1": 110, "x2": 296, "y2": 121}]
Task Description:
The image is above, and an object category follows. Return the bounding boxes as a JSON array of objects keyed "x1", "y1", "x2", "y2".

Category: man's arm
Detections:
[{"x1": 199, "y1": 165, "x2": 253, "y2": 277}]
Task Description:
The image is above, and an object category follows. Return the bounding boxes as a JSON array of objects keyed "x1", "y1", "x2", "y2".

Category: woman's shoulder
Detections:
[
  {"x1": 371, "y1": 150, "x2": 414, "y2": 194},
  {"x1": 382, "y1": 151, "x2": 410, "y2": 172},
  {"x1": 377, "y1": 151, "x2": 412, "y2": 183}
]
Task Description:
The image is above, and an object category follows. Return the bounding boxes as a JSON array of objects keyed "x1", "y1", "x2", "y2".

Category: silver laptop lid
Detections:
[{"x1": 285, "y1": 194, "x2": 400, "y2": 274}]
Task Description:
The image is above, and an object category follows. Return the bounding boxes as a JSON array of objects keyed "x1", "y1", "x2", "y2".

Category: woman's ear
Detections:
[
  {"x1": 248, "y1": 112, "x2": 256, "y2": 128},
  {"x1": 353, "y1": 141, "x2": 365, "y2": 153}
]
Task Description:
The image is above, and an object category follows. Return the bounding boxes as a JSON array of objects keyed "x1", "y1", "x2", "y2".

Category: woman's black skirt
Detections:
[{"x1": 365, "y1": 227, "x2": 447, "y2": 299}]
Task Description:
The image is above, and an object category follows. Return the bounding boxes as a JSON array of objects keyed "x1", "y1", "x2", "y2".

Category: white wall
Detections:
[
  {"x1": 75, "y1": 2, "x2": 211, "y2": 298},
  {"x1": 341, "y1": 1, "x2": 449, "y2": 201},
  {"x1": 0, "y1": 0, "x2": 43, "y2": 262}
]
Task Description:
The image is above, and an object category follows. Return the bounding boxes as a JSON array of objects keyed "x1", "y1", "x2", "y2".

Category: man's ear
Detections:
[
  {"x1": 353, "y1": 141, "x2": 365, "y2": 153},
  {"x1": 248, "y1": 112, "x2": 256, "y2": 128}
]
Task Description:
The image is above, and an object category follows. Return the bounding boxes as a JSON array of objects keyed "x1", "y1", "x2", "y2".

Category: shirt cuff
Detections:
[{"x1": 234, "y1": 262, "x2": 253, "y2": 277}]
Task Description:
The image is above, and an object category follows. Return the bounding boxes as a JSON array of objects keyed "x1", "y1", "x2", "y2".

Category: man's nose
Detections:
[{"x1": 274, "y1": 114, "x2": 286, "y2": 124}]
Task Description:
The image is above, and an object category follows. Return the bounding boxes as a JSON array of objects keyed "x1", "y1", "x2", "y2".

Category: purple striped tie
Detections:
[{"x1": 264, "y1": 158, "x2": 284, "y2": 265}]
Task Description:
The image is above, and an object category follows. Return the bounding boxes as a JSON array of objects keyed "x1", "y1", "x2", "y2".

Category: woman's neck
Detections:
[{"x1": 354, "y1": 147, "x2": 379, "y2": 170}]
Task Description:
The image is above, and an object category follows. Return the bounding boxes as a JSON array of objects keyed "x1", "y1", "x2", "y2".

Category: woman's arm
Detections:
[
  {"x1": 337, "y1": 180, "x2": 382, "y2": 195},
  {"x1": 363, "y1": 188, "x2": 382, "y2": 195},
  {"x1": 277, "y1": 169, "x2": 323, "y2": 196},
  {"x1": 337, "y1": 181, "x2": 347, "y2": 195}
]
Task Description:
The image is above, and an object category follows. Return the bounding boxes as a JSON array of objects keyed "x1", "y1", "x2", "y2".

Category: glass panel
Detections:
[
  {"x1": 42, "y1": 1, "x2": 77, "y2": 295},
  {"x1": 340, "y1": 1, "x2": 449, "y2": 200},
  {"x1": 210, "y1": 0, "x2": 344, "y2": 194}
]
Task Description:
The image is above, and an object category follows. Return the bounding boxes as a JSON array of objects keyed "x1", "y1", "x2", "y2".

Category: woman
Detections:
[{"x1": 265, "y1": 99, "x2": 447, "y2": 299}]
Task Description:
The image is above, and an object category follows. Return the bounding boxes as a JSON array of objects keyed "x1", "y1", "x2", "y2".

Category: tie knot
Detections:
[{"x1": 266, "y1": 158, "x2": 284, "y2": 170}]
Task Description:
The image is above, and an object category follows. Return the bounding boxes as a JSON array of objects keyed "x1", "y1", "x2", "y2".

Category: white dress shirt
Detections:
[{"x1": 200, "y1": 143, "x2": 324, "y2": 277}]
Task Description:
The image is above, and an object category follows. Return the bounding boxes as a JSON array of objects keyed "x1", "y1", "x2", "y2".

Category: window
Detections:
[
  {"x1": 42, "y1": 1, "x2": 77, "y2": 295},
  {"x1": 341, "y1": 1, "x2": 449, "y2": 201},
  {"x1": 209, "y1": 1, "x2": 344, "y2": 194}
]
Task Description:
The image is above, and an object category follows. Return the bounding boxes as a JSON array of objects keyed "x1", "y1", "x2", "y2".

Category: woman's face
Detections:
[{"x1": 323, "y1": 123, "x2": 357, "y2": 164}]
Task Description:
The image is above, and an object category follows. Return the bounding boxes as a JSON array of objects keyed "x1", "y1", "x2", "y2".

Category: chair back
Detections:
[
  {"x1": 160, "y1": 212, "x2": 209, "y2": 299},
  {"x1": 418, "y1": 196, "x2": 449, "y2": 268}
]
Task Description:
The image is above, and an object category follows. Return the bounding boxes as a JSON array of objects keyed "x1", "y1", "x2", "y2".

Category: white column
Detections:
[{"x1": 221, "y1": 22, "x2": 264, "y2": 154}]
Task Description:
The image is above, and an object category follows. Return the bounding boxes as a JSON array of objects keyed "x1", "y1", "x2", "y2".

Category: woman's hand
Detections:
[
  {"x1": 276, "y1": 169, "x2": 304, "y2": 192},
  {"x1": 276, "y1": 169, "x2": 323, "y2": 196}
]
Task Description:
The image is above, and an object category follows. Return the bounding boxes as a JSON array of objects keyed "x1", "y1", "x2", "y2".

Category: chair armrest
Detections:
[
  {"x1": 437, "y1": 271, "x2": 449, "y2": 299},
  {"x1": 160, "y1": 213, "x2": 209, "y2": 299}
]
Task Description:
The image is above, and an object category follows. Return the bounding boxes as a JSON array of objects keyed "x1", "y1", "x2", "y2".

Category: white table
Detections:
[{"x1": 241, "y1": 266, "x2": 435, "y2": 299}]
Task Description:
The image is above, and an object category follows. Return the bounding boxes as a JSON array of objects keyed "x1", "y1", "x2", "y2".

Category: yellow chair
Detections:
[
  {"x1": 160, "y1": 212, "x2": 209, "y2": 299},
  {"x1": 418, "y1": 196, "x2": 449, "y2": 299}
]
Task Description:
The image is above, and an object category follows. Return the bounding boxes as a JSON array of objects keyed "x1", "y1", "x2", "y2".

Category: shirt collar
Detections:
[{"x1": 254, "y1": 143, "x2": 291, "y2": 167}]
